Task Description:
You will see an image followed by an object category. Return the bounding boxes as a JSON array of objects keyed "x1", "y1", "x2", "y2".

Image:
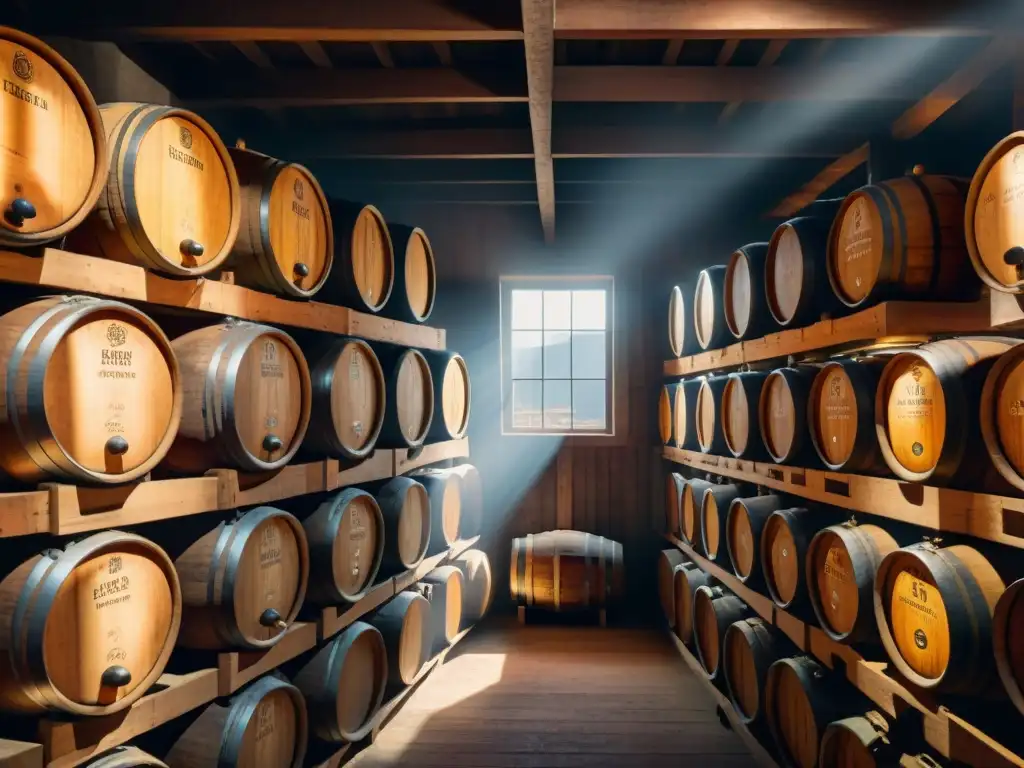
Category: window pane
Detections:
[
  {"x1": 511, "y1": 331, "x2": 542, "y2": 378},
  {"x1": 543, "y1": 291, "x2": 571, "y2": 330},
  {"x1": 573, "y1": 290, "x2": 606, "y2": 330},
  {"x1": 572, "y1": 331, "x2": 606, "y2": 379},
  {"x1": 573, "y1": 380, "x2": 607, "y2": 430},
  {"x1": 511, "y1": 290, "x2": 542, "y2": 330},
  {"x1": 544, "y1": 331, "x2": 571, "y2": 378},
  {"x1": 512, "y1": 380, "x2": 542, "y2": 429},
  {"x1": 544, "y1": 380, "x2": 572, "y2": 430}
]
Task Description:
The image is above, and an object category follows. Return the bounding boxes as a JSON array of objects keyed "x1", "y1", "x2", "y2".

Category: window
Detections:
[{"x1": 500, "y1": 276, "x2": 614, "y2": 435}]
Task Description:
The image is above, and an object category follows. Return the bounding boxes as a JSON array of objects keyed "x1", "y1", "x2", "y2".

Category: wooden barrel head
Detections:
[
  {"x1": 44, "y1": 310, "x2": 176, "y2": 474},
  {"x1": 658, "y1": 386, "x2": 673, "y2": 444},
  {"x1": 811, "y1": 364, "x2": 858, "y2": 467},
  {"x1": 831, "y1": 193, "x2": 884, "y2": 305},
  {"x1": 668, "y1": 286, "x2": 685, "y2": 357},
  {"x1": 233, "y1": 515, "x2": 305, "y2": 645},
  {"x1": 439, "y1": 475, "x2": 462, "y2": 545},
  {"x1": 968, "y1": 133, "x2": 1024, "y2": 291},
  {"x1": 398, "y1": 594, "x2": 429, "y2": 682},
  {"x1": 351, "y1": 207, "x2": 393, "y2": 310},
  {"x1": 268, "y1": 164, "x2": 331, "y2": 292},
  {"x1": 760, "y1": 372, "x2": 796, "y2": 462},
  {"x1": 235, "y1": 686, "x2": 302, "y2": 766},
  {"x1": 681, "y1": 483, "x2": 701, "y2": 544},
  {"x1": 397, "y1": 350, "x2": 432, "y2": 444},
  {"x1": 658, "y1": 550, "x2": 684, "y2": 624},
  {"x1": 770, "y1": 662, "x2": 819, "y2": 768},
  {"x1": 991, "y1": 355, "x2": 1024, "y2": 479},
  {"x1": 405, "y1": 229, "x2": 436, "y2": 320},
  {"x1": 672, "y1": 384, "x2": 687, "y2": 447},
  {"x1": 721, "y1": 377, "x2": 749, "y2": 456},
  {"x1": 694, "y1": 272, "x2": 716, "y2": 349},
  {"x1": 443, "y1": 570, "x2": 464, "y2": 641},
  {"x1": 674, "y1": 568, "x2": 697, "y2": 641},
  {"x1": 727, "y1": 502, "x2": 755, "y2": 580},
  {"x1": 724, "y1": 625, "x2": 759, "y2": 721},
  {"x1": 880, "y1": 355, "x2": 946, "y2": 476},
  {"x1": 336, "y1": 627, "x2": 387, "y2": 737},
  {"x1": 724, "y1": 249, "x2": 753, "y2": 337},
  {"x1": 234, "y1": 331, "x2": 306, "y2": 462},
  {"x1": 763, "y1": 515, "x2": 800, "y2": 605},
  {"x1": 808, "y1": 530, "x2": 859, "y2": 638},
  {"x1": 694, "y1": 590, "x2": 720, "y2": 674},
  {"x1": 696, "y1": 379, "x2": 716, "y2": 451},
  {"x1": 702, "y1": 493, "x2": 721, "y2": 559},
  {"x1": 881, "y1": 553, "x2": 950, "y2": 681},
  {"x1": 766, "y1": 223, "x2": 804, "y2": 324},
  {"x1": 335, "y1": 493, "x2": 381, "y2": 598},
  {"x1": 995, "y1": 581, "x2": 1024, "y2": 716},
  {"x1": 398, "y1": 482, "x2": 430, "y2": 568},
  {"x1": 441, "y1": 355, "x2": 470, "y2": 438},
  {"x1": 331, "y1": 340, "x2": 384, "y2": 454}
]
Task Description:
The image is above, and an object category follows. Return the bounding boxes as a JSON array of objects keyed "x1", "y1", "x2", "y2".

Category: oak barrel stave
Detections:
[
  {"x1": 673, "y1": 378, "x2": 703, "y2": 450},
  {"x1": 724, "y1": 242, "x2": 775, "y2": 340},
  {"x1": 373, "y1": 476, "x2": 431, "y2": 576},
  {"x1": 726, "y1": 494, "x2": 785, "y2": 588},
  {"x1": 410, "y1": 469, "x2": 462, "y2": 554},
  {"x1": 451, "y1": 549, "x2": 493, "y2": 628},
  {"x1": 371, "y1": 590, "x2": 430, "y2": 687},
  {"x1": 759, "y1": 366, "x2": 819, "y2": 466},
  {"x1": 509, "y1": 530, "x2": 624, "y2": 612},
  {"x1": 384, "y1": 223, "x2": 437, "y2": 323},
  {"x1": 665, "y1": 472, "x2": 685, "y2": 536},
  {"x1": 993, "y1": 578, "x2": 1024, "y2": 717},
  {"x1": 667, "y1": 283, "x2": 699, "y2": 358},
  {"x1": 978, "y1": 344, "x2": 1024, "y2": 493},
  {"x1": 659, "y1": 382, "x2": 678, "y2": 446},
  {"x1": 723, "y1": 617, "x2": 785, "y2": 726},
  {"x1": 766, "y1": 214, "x2": 844, "y2": 328},
  {"x1": 700, "y1": 484, "x2": 748, "y2": 567},
  {"x1": 809, "y1": 357, "x2": 888, "y2": 473},
  {"x1": 964, "y1": 132, "x2": 1024, "y2": 293},
  {"x1": 418, "y1": 565, "x2": 464, "y2": 655},
  {"x1": 324, "y1": 202, "x2": 394, "y2": 313},
  {"x1": 422, "y1": 349, "x2": 471, "y2": 442},
  {"x1": 680, "y1": 478, "x2": 715, "y2": 548},
  {"x1": 722, "y1": 371, "x2": 769, "y2": 460},
  {"x1": 372, "y1": 343, "x2": 435, "y2": 449},
  {"x1": 694, "y1": 266, "x2": 731, "y2": 350},
  {"x1": 674, "y1": 562, "x2": 713, "y2": 645},
  {"x1": 696, "y1": 376, "x2": 730, "y2": 455},
  {"x1": 658, "y1": 548, "x2": 688, "y2": 627},
  {"x1": 693, "y1": 585, "x2": 752, "y2": 683}
]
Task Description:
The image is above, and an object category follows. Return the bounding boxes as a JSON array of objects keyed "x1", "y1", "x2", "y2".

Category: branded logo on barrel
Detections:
[
  {"x1": 12, "y1": 51, "x2": 33, "y2": 83},
  {"x1": 180, "y1": 126, "x2": 193, "y2": 150},
  {"x1": 294, "y1": 178, "x2": 304, "y2": 201},
  {"x1": 829, "y1": 376, "x2": 842, "y2": 399},
  {"x1": 911, "y1": 365, "x2": 922, "y2": 383},
  {"x1": 914, "y1": 628, "x2": 928, "y2": 649},
  {"x1": 107, "y1": 323, "x2": 127, "y2": 348}
]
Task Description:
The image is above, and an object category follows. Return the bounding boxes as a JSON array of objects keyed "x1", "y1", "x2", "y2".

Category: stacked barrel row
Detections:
[{"x1": 0, "y1": 27, "x2": 435, "y2": 322}]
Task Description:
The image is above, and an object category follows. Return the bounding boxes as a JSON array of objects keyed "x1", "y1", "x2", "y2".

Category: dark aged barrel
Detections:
[
  {"x1": 696, "y1": 376, "x2": 730, "y2": 454},
  {"x1": 761, "y1": 506, "x2": 834, "y2": 611},
  {"x1": 726, "y1": 495, "x2": 785, "y2": 588},
  {"x1": 994, "y1": 579, "x2": 1024, "y2": 716},
  {"x1": 826, "y1": 173, "x2": 977, "y2": 308},
  {"x1": 165, "y1": 674, "x2": 307, "y2": 768},
  {"x1": 419, "y1": 565, "x2": 464, "y2": 652},
  {"x1": 372, "y1": 343, "x2": 434, "y2": 449},
  {"x1": 69, "y1": 103, "x2": 241, "y2": 276},
  {"x1": 724, "y1": 242, "x2": 775, "y2": 340},
  {"x1": 674, "y1": 562, "x2": 713, "y2": 644},
  {"x1": 410, "y1": 469, "x2": 462, "y2": 554},
  {"x1": 809, "y1": 358, "x2": 888, "y2": 473},
  {"x1": 83, "y1": 747, "x2": 168, "y2": 767},
  {"x1": 451, "y1": 549, "x2": 493, "y2": 628},
  {"x1": 302, "y1": 488, "x2": 384, "y2": 605},
  {"x1": 759, "y1": 366, "x2": 819, "y2": 465},
  {"x1": 806, "y1": 521, "x2": 899, "y2": 644},
  {"x1": 659, "y1": 382, "x2": 678, "y2": 445},
  {"x1": 978, "y1": 344, "x2": 1024, "y2": 493},
  {"x1": 324, "y1": 202, "x2": 394, "y2": 313},
  {"x1": 422, "y1": 349, "x2": 471, "y2": 442},
  {"x1": 673, "y1": 378, "x2": 703, "y2": 450},
  {"x1": 303, "y1": 336, "x2": 386, "y2": 461},
  {"x1": 693, "y1": 585, "x2": 753, "y2": 682},
  {"x1": 175, "y1": 506, "x2": 309, "y2": 650},
  {"x1": 371, "y1": 590, "x2": 430, "y2": 686},
  {"x1": 0, "y1": 295, "x2": 182, "y2": 484},
  {"x1": 874, "y1": 543, "x2": 1004, "y2": 694},
  {"x1": 722, "y1": 371, "x2": 769, "y2": 460},
  {"x1": 226, "y1": 143, "x2": 333, "y2": 298},
  {"x1": 164, "y1": 321, "x2": 312, "y2": 473},
  {"x1": 723, "y1": 617, "x2": 784, "y2": 726},
  {"x1": 0, "y1": 531, "x2": 180, "y2": 715},
  {"x1": 701, "y1": 484, "x2": 747, "y2": 566},
  {"x1": 510, "y1": 531, "x2": 624, "y2": 612},
  {"x1": 694, "y1": 266, "x2": 731, "y2": 350},
  {"x1": 875, "y1": 337, "x2": 1019, "y2": 486},
  {"x1": 658, "y1": 549, "x2": 688, "y2": 627},
  {"x1": 385, "y1": 223, "x2": 436, "y2": 323},
  {"x1": 680, "y1": 478, "x2": 716, "y2": 547},
  {"x1": 374, "y1": 476, "x2": 431, "y2": 575},
  {"x1": 819, "y1": 712, "x2": 898, "y2": 768},
  {"x1": 666, "y1": 472, "x2": 685, "y2": 536},
  {"x1": 668, "y1": 283, "x2": 699, "y2": 357},
  {"x1": 292, "y1": 621, "x2": 387, "y2": 743},
  {"x1": 766, "y1": 214, "x2": 844, "y2": 327},
  {"x1": 0, "y1": 27, "x2": 107, "y2": 247}
]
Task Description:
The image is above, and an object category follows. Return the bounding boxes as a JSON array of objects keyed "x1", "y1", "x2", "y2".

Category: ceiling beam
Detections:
[
  {"x1": 715, "y1": 39, "x2": 739, "y2": 66},
  {"x1": 720, "y1": 39, "x2": 789, "y2": 123},
  {"x1": 298, "y1": 41, "x2": 333, "y2": 68},
  {"x1": 432, "y1": 42, "x2": 454, "y2": 66},
  {"x1": 233, "y1": 41, "x2": 273, "y2": 69},
  {"x1": 522, "y1": 0, "x2": 556, "y2": 243},
  {"x1": 662, "y1": 40, "x2": 685, "y2": 66},
  {"x1": 371, "y1": 42, "x2": 395, "y2": 68},
  {"x1": 768, "y1": 144, "x2": 869, "y2": 217}
]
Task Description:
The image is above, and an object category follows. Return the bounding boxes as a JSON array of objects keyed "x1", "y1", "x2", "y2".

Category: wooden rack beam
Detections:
[{"x1": 522, "y1": 0, "x2": 556, "y2": 243}]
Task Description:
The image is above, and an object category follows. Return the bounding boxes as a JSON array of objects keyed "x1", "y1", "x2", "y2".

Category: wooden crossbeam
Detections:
[
  {"x1": 662, "y1": 40, "x2": 685, "y2": 66},
  {"x1": 298, "y1": 41, "x2": 332, "y2": 68},
  {"x1": 371, "y1": 42, "x2": 395, "y2": 68},
  {"x1": 233, "y1": 41, "x2": 273, "y2": 69},
  {"x1": 768, "y1": 144, "x2": 869, "y2": 217},
  {"x1": 720, "y1": 39, "x2": 789, "y2": 123},
  {"x1": 432, "y1": 42, "x2": 454, "y2": 66},
  {"x1": 522, "y1": 0, "x2": 556, "y2": 243}
]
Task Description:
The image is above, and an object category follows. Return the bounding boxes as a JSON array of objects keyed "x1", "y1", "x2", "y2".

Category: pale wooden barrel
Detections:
[
  {"x1": 693, "y1": 266, "x2": 731, "y2": 350},
  {"x1": 874, "y1": 543, "x2": 1004, "y2": 694},
  {"x1": 372, "y1": 343, "x2": 434, "y2": 449},
  {"x1": 723, "y1": 617, "x2": 784, "y2": 726},
  {"x1": 826, "y1": 174, "x2": 976, "y2": 308},
  {"x1": 665, "y1": 472, "x2": 685, "y2": 536},
  {"x1": 449, "y1": 463, "x2": 483, "y2": 539},
  {"x1": 658, "y1": 549, "x2": 688, "y2": 627},
  {"x1": 509, "y1": 530, "x2": 625, "y2": 612},
  {"x1": 819, "y1": 712, "x2": 898, "y2": 768},
  {"x1": 410, "y1": 469, "x2": 462, "y2": 554},
  {"x1": 761, "y1": 506, "x2": 836, "y2": 611},
  {"x1": 808, "y1": 357, "x2": 888, "y2": 473},
  {"x1": 374, "y1": 476, "x2": 431, "y2": 575},
  {"x1": 722, "y1": 371, "x2": 769, "y2": 459},
  {"x1": 420, "y1": 565, "x2": 464, "y2": 652},
  {"x1": 386, "y1": 224, "x2": 437, "y2": 323},
  {"x1": 226, "y1": 143, "x2": 333, "y2": 298},
  {"x1": 175, "y1": 506, "x2": 309, "y2": 650},
  {"x1": 83, "y1": 747, "x2": 168, "y2": 767},
  {"x1": 726, "y1": 495, "x2": 784, "y2": 588},
  {"x1": 765, "y1": 213, "x2": 844, "y2": 328},
  {"x1": 165, "y1": 674, "x2": 307, "y2": 768},
  {"x1": 69, "y1": 103, "x2": 241, "y2": 276},
  {"x1": 302, "y1": 488, "x2": 385, "y2": 605},
  {"x1": 673, "y1": 378, "x2": 702, "y2": 450},
  {"x1": 0, "y1": 531, "x2": 180, "y2": 715},
  {"x1": 696, "y1": 376, "x2": 729, "y2": 454},
  {"x1": 758, "y1": 366, "x2": 819, "y2": 465},
  {"x1": 0, "y1": 27, "x2": 107, "y2": 247},
  {"x1": 0, "y1": 295, "x2": 181, "y2": 484},
  {"x1": 164, "y1": 320, "x2": 312, "y2": 473},
  {"x1": 674, "y1": 562, "x2": 712, "y2": 644},
  {"x1": 667, "y1": 283, "x2": 698, "y2": 357},
  {"x1": 325, "y1": 202, "x2": 395, "y2": 313},
  {"x1": 700, "y1": 484, "x2": 747, "y2": 565},
  {"x1": 659, "y1": 382, "x2": 677, "y2": 445},
  {"x1": 680, "y1": 478, "x2": 715, "y2": 546},
  {"x1": 994, "y1": 578, "x2": 1024, "y2": 717},
  {"x1": 423, "y1": 350, "x2": 471, "y2": 442},
  {"x1": 372, "y1": 590, "x2": 430, "y2": 686},
  {"x1": 304, "y1": 336, "x2": 386, "y2": 461},
  {"x1": 965, "y1": 132, "x2": 1024, "y2": 293},
  {"x1": 692, "y1": 585, "x2": 752, "y2": 682},
  {"x1": 977, "y1": 344, "x2": 1024, "y2": 493},
  {"x1": 724, "y1": 242, "x2": 775, "y2": 340},
  {"x1": 451, "y1": 549, "x2": 493, "y2": 628},
  {"x1": 292, "y1": 621, "x2": 387, "y2": 743}
]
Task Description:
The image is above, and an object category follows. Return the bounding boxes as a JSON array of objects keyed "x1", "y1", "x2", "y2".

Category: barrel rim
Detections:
[
  {"x1": 757, "y1": 368, "x2": 803, "y2": 464},
  {"x1": 403, "y1": 226, "x2": 437, "y2": 321},
  {"x1": 691, "y1": 584, "x2": 722, "y2": 678},
  {"x1": 220, "y1": 674, "x2": 308, "y2": 768},
  {"x1": 807, "y1": 359, "x2": 860, "y2": 471},
  {"x1": 818, "y1": 713, "x2": 892, "y2": 767},
  {"x1": 667, "y1": 284, "x2": 685, "y2": 357},
  {"x1": 993, "y1": 577, "x2": 1024, "y2": 717},
  {"x1": 328, "y1": 620, "x2": 388, "y2": 741},
  {"x1": 309, "y1": 336, "x2": 386, "y2": 460},
  {"x1": 765, "y1": 656, "x2": 824, "y2": 768},
  {"x1": 693, "y1": 267, "x2": 724, "y2": 351},
  {"x1": 672, "y1": 561, "x2": 705, "y2": 643},
  {"x1": 444, "y1": 352, "x2": 472, "y2": 439},
  {"x1": 722, "y1": 616, "x2": 772, "y2": 725},
  {"x1": 765, "y1": 221, "x2": 802, "y2": 326},
  {"x1": 695, "y1": 378, "x2": 715, "y2": 453},
  {"x1": 396, "y1": 347, "x2": 435, "y2": 447},
  {"x1": 317, "y1": 488, "x2": 386, "y2": 603},
  {"x1": 659, "y1": 384, "x2": 673, "y2": 445},
  {"x1": 723, "y1": 249, "x2": 750, "y2": 339},
  {"x1": 720, "y1": 375, "x2": 748, "y2": 458},
  {"x1": 759, "y1": 508, "x2": 809, "y2": 609},
  {"x1": 825, "y1": 185, "x2": 886, "y2": 308},
  {"x1": 980, "y1": 347, "x2": 1024, "y2": 493},
  {"x1": 724, "y1": 498, "x2": 754, "y2": 582},
  {"x1": 350, "y1": 204, "x2": 396, "y2": 313}
]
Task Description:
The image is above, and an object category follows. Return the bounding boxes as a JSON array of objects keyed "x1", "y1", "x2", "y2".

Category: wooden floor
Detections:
[{"x1": 349, "y1": 620, "x2": 757, "y2": 767}]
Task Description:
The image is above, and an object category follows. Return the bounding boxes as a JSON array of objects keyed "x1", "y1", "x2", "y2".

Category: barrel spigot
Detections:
[
  {"x1": 101, "y1": 665, "x2": 132, "y2": 688},
  {"x1": 4, "y1": 198, "x2": 36, "y2": 228},
  {"x1": 260, "y1": 608, "x2": 287, "y2": 630}
]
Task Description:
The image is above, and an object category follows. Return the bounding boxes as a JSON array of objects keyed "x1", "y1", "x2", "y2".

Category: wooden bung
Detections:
[
  {"x1": 371, "y1": 590, "x2": 431, "y2": 686},
  {"x1": 0, "y1": 531, "x2": 180, "y2": 715},
  {"x1": 174, "y1": 506, "x2": 309, "y2": 650},
  {"x1": 302, "y1": 488, "x2": 385, "y2": 606},
  {"x1": 410, "y1": 469, "x2": 462, "y2": 554},
  {"x1": 373, "y1": 476, "x2": 431, "y2": 576},
  {"x1": 680, "y1": 478, "x2": 715, "y2": 547},
  {"x1": 69, "y1": 103, "x2": 241, "y2": 276},
  {"x1": 226, "y1": 143, "x2": 334, "y2": 298},
  {"x1": 723, "y1": 617, "x2": 784, "y2": 726},
  {"x1": 874, "y1": 542, "x2": 1005, "y2": 695},
  {"x1": 994, "y1": 578, "x2": 1024, "y2": 717},
  {"x1": 164, "y1": 674, "x2": 307, "y2": 768},
  {"x1": 978, "y1": 343, "x2": 1024, "y2": 493},
  {"x1": 0, "y1": 27, "x2": 107, "y2": 247},
  {"x1": 722, "y1": 371, "x2": 769, "y2": 460},
  {"x1": 808, "y1": 357, "x2": 888, "y2": 473},
  {"x1": 692, "y1": 585, "x2": 752, "y2": 682},
  {"x1": 726, "y1": 494, "x2": 785, "y2": 587},
  {"x1": 324, "y1": 202, "x2": 394, "y2": 313},
  {"x1": 826, "y1": 173, "x2": 978, "y2": 309},
  {"x1": 419, "y1": 565, "x2": 464, "y2": 653},
  {"x1": 659, "y1": 382, "x2": 677, "y2": 445},
  {"x1": 667, "y1": 283, "x2": 698, "y2": 358},
  {"x1": 665, "y1": 472, "x2": 684, "y2": 536},
  {"x1": 674, "y1": 562, "x2": 712, "y2": 645},
  {"x1": 758, "y1": 366, "x2": 819, "y2": 466},
  {"x1": 292, "y1": 621, "x2": 387, "y2": 743},
  {"x1": 371, "y1": 343, "x2": 435, "y2": 449},
  {"x1": 451, "y1": 549, "x2": 493, "y2": 628},
  {"x1": 701, "y1": 483, "x2": 747, "y2": 567},
  {"x1": 761, "y1": 506, "x2": 837, "y2": 612},
  {"x1": 422, "y1": 349, "x2": 471, "y2": 442},
  {"x1": 765, "y1": 212, "x2": 844, "y2": 328},
  {"x1": 83, "y1": 747, "x2": 168, "y2": 767},
  {"x1": 673, "y1": 378, "x2": 703, "y2": 450},
  {"x1": 385, "y1": 223, "x2": 437, "y2": 323},
  {"x1": 819, "y1": 712, "x2": 898, "y2": 768},
  {"x1": 164, "y1": 320, "x2": 312, "y2": 474},
  {"x1": 693, "y1": 266, "x2": 731, "y2": 351},
  {"x1": 509, "y1": 531, "x2": 624, "y2": 613},
  {"x1": 696, "y1": 376, "x2": 729, "y2": 455},
  {"x1": 0, "y1": 295, "x2": 182, "y2": 484},
  {"x1": 658, "y1": 548, "x2": 688, "y2": 627},
  {"x1": 724, "y1": 242, "x2": 775, "y2": 340}
]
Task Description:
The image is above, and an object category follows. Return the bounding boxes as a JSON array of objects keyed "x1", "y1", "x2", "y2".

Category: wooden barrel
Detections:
[
  {"x1": 994, "y1": 578, "x2": 1024, "y2": 716},
  {"x1": 451, "y1": 549, "x2": 493, "y2": 628},
  {"x1": 965, "y1": 132, "x2": 1024, "y2": 293},
  {"x1": 509, "y1": 530, "x2": 624, "y2": 612},
  {"x1": 696, "y1": 376, "x2": 729, "y2": 454},
  {"x1": 761, "y1": 507, "x2": 822, "y2": 611},
  {"x1": 423, "y1": 350, "x2": 471, "y2": 442},
  {"x1": 874, "y1": 543, "x2": 1004, "y2": 694},
  {"x1": 809, "y1": 358, "x2": 887, "y2": 473},
  {"x1": 420, "y1": 566, "x2": 464, "y2": 651},
  {"x1": 766, "y1": 216, "x2": 843, "y2": 328},
  {"x1": 876, "y1": 338, "x2": 1019, "y2": 485},
  {"x1": 82, "y1": 747, "x2": 167, "y2": 767},
  {"x1": 175, "y1": 506, "x2": 309, "y2": 650},
  {"x1": 826, "y1": 174, "x2": 976, "y2": 308},
  {"x1": 819, "y1": 712, "x2": 898, "y2": 768},
  {"x1": 371, "y1": 590, "x2": 430, "y2": 686},
  {"x1": 700, "y1": 484, "x2": 746, "y2": 566},
  {"x1": 0, "y1": 295, "x2": 182, "y2": 484},
  {"x1": 723, "y1": 617, "x2": 783, "y2": 726},
  {"x1": 766, "y1": 656, "x2": 861, "y2": 768},
  {"x1": 303, "y1": 336, "x2": 386, "y2": 461},
  {"x1": 385, "y1": 223, "x2": 436, "y2": 323},
  {"x1": 694, "y1": 266, "x2": 731, "y2": 350},
  {"x1": 0, "y1": 531, "x2": 180, "y2": 716},
  {"x1": 659, "y1": 382, "x2": 678, "y2": 445},
  {"x1": 0, "y1": 28, "x2": 107, "y2": 247},
  {"x1": 758, "y1": 366, "x2": 819, "y2": 465},
  {"x1": 164, "y1": 321, "x2": 312, "y2": 473},
  {"x1": 665, "y1": 472, "x2": 684, "y2": 535},
  {"x1": 165, "y1": 674, "x2": 307, "y2": 768},
  {"x1": 372, "y1": 343, "x2": 434, "y2": 449},
  {"x1": 674, "y1": 562, "x2": 713, "y2": 644},
  {"x1": 724, "y1": 242, "x2": 775, "y2": 340},
  {"x1": 726, "y1": 495, "x2": 784, "y2": 588},
  {"x1": 658, "y1": 549, "x2": 688, "y2": 627},
  {"x1": 667, "y1": 284, "x2": 698, "y2": 357},
  {"x1": 449, "y1": 463, "x2": 482, "y2": 539},
  {"x1": 411, "y1": 470, "x2": 462, "y2": 554},
  {"x1": 680, "y1": 478, "x2": 715, "y2": 546},
  {"x1": 978, "y1": 344, "x2": 1024, "y2": 493},
  {"x1": 69, "y1": 103, "x2": 241, "y2": 276},
  {"x1": 806, "y1": 521, "x2": 899, "y2": 644},
  {"x1": 226, "y1": 143, "x2": 333, "y2": 298},
  {"x1": 324, "y1": 202, "x2": 394, "y2": 313},
  {"x1": 302, "y1": 488, "x2": 385, "y2": 605},
  {"x1": 693, "y1": 585, "x2": 752, "y2": 682},
  {"x1": 292, "y1": 621, "x2": 387, "y2": 743},
  {"x1": 673, "y1": 378, "x2": 702, "y2": 450},
  {"x1": 722, "y1": 371, "x2": 769, "y2": 459},
  {"x1": 374, "y1": 477, "x2": 431, "y2": 575}
]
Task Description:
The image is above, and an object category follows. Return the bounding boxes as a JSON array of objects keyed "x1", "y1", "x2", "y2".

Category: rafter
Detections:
[
  {"x1": 371, "y1": 42, "x2": 395, "y2": 68},
  {"x1": 662, "y1": 40, "x2": 685, "y2": 66},
  {"x1": 432, "y1": 42, "x2": 453, "y2": 66},
  {"x1": 720, "y1": 39, "x2": 788, "y2": 123},
  {"x1": 298, "y1": 41, "x2": 332, "y2": 68},
  {"x1": 233, "y1": 41, "x2": 273, "y2": 69},
  {"x1": 522, "y1": 0, "x2": 556, "y2": 242}
]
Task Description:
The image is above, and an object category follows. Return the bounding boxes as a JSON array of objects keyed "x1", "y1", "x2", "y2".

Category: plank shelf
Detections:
[{"x1": 663, "y1": 533, "x2": 1024, "y2": 768}]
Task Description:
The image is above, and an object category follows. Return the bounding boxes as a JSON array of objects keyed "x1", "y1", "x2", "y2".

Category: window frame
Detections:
[{"x1": 499, "y1": 275, "x2": 615, "y2": 437}]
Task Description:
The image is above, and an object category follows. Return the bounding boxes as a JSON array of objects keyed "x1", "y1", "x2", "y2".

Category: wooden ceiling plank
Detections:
[
  {"x1": 662, "y1": 39, "x2": 685, "y2": 66},
  {"x1": 371, "y1": 42, "x2": 396, "y2": 68},
  {"x1": 299, "y1": 41, "x2": 333, "y2": 68},
  {"x1": 233, "y1": 40, "x2": 274, "y2": 69},
  {"x1": 769, "y1": 143, "x2": 869, "y2": 217},
  {"x1": 522, "y1": 0, "x2": 556, "y2": 243}
]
